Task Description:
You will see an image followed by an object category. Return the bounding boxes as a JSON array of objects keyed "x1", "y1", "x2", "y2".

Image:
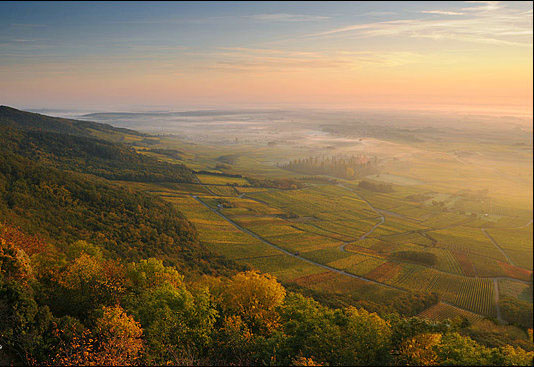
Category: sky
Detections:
[{"x1": 0, "y1": 1, "x2": 532, "y2": 114}]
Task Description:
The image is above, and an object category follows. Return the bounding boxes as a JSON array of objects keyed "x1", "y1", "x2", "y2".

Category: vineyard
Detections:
[
  {"x1": 418, "y1": 302, "x2": 484, "y2": 323},
  {"x1": 121, "y1": 167, "x2": 532, "y2": 321},
  {"x1": 487, "y1": 224, "x2": 533, "y2": 270}
]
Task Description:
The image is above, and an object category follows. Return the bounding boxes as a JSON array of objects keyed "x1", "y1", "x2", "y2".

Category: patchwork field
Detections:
[{"x1": 123, "y1": 136, "x2": 532, "y2": 320}]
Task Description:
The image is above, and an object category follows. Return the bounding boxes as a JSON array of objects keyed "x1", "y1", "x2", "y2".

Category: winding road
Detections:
[
  {"x1": 337, "y1": 183, "x2": 385, "y2": 252},
  {"x1": 481, "y1": 228, "x2": 515, "y2": 266},
  {"x1": 191, "y1": 194, "x2": 405, "y2": 292}
]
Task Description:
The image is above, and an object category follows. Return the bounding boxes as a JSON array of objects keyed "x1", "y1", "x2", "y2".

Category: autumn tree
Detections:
[
  {"x1": 398, "y1": 333, "x2": 442, "y2": 366},
  {"x1": 220, "y1": 270, "x2": 286, "y2": 334}
]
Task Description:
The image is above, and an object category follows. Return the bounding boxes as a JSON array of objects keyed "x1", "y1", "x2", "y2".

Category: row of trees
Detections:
[
  {"x1": 1, "y1": 224, "x2": 532, "y2": 366},
  {"x1": 280, "y1": 155, "x2": 378, "y2": 179}
]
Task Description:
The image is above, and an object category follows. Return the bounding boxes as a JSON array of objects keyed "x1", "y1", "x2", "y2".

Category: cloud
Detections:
[
  {"x1": 190, "y1": 47, "x2": 425, "y2": 73},
  {"x1": 421, "y1": 10, "x2": 465, "y2": 16},
  {"x1": 246, "y1": 13, "x2": 330, "y2": 22},
  {"x1": 461, "y1": 1, "x2": 502, "y2": 13},
  {"x1": 363, "y1": 11, "x2": 397, "y2": 17},
  {"x1": 306, "y1": 2, "x2": 532, "y2": 47}
]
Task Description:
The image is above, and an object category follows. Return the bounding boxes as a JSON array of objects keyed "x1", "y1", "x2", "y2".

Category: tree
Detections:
[
  {"x1": 50, "y1": 253, "x2": 124, "y2": 318},
  {"x1": 51, "y1": 306, "x2": 144, "y2": 366},
  {"x1": 92, "y1": 305, "x2": 144, "y2": 366},
  {"x1": 220, "y1": 271, "x2": 286, "y2": 334},
  {"x1": 131, "y1": 282, "x2": 217, "y2": 364},
  {"x1": 437, "y1": 332, "x2": 493, "y2": 365},
  {"x1": 125, "y1": 257, "x2": 184, "y2": 293},
  {"x1": 398, "y1": 333, "x2": 442, "y2": 366}
]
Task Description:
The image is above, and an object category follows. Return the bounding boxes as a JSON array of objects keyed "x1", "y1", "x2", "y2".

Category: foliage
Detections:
[{"x1": 1, "y1": 237, "x2": 533, "y2": 366}]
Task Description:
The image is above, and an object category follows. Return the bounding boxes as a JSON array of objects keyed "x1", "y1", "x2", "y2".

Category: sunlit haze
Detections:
[{"x1": 1, "y1": 1, "x2": 532, "y2": 116}]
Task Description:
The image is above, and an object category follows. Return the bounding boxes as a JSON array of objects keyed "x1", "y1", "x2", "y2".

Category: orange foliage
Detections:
[
  {"x1": 52, "y1": 306, "x2": 143, "y2": 366},
  {"x1": 398, "y1": 333, "x2": 442, "y2": 366},
  {"x1": 0, "y1": 223, "x2": 48, "y2": 256}
]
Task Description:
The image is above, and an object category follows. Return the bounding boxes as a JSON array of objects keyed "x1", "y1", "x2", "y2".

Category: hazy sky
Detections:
[{"x1": 1, "y1": 1, "x2": 532, "y2": 114}]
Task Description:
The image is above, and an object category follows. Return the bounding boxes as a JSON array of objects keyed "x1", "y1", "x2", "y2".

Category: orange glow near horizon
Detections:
[{"x1": 0, "y1": 2, "x2": 532, "y2": 116}]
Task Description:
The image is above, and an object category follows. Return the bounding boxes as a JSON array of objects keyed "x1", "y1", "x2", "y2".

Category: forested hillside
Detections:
[
  {"x1": 0, "y1": 109, "x2": 228, "y2": 274},
  {"x1": 0, "y1": 107, "x2": 195, "y2": 183},
  {"x1": 0, "y1": 105, "x2": 141, "y2": 138}
]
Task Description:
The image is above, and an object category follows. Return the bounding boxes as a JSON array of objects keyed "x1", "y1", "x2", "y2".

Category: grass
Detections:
[
  {"x1": 300, "y1": 247, "x2": 354, "y2": 265},
  {"x1": 291, "y1": 271, "x2": 405, "y2": 305}
]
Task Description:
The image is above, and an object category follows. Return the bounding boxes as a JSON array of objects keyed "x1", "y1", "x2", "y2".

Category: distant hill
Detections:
[
  {"x1": 81, "y1": 109, "x2": 280, "y2": 120},
  {"x1": 0, "y1": 105, "x2": 143, "y2": 138},
  {"x1": 0, "y1": 106, "x2": 195, "y2": 183}
]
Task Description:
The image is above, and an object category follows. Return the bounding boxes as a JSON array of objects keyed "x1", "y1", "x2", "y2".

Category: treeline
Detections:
[
  {"x1": 358, "y1": 180, "x2": 394, "y2": 193},
  {"x1": 1, "y1": 227, "x2": 532, "y2": 366},
  {"x1": 280, "y1": 155, "x2": 378, "y2": 179}
]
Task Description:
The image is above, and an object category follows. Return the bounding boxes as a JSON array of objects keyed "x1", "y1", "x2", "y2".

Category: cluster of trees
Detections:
[
  {"x1": 391, "y1": 251, "x2": 438, "y2": 266},
  {"x1": 406, "y1": 193, "x2": 432, "y2": 203},
  {"x1": 358, "y1": 180, "x2": 394, "y2": 193},
  {"x1": 1, "y1": 226, "x2": 532, "y2": 366},
  {"x1": 280, "y1": 155, "x2": 378, "y2": 179}
]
